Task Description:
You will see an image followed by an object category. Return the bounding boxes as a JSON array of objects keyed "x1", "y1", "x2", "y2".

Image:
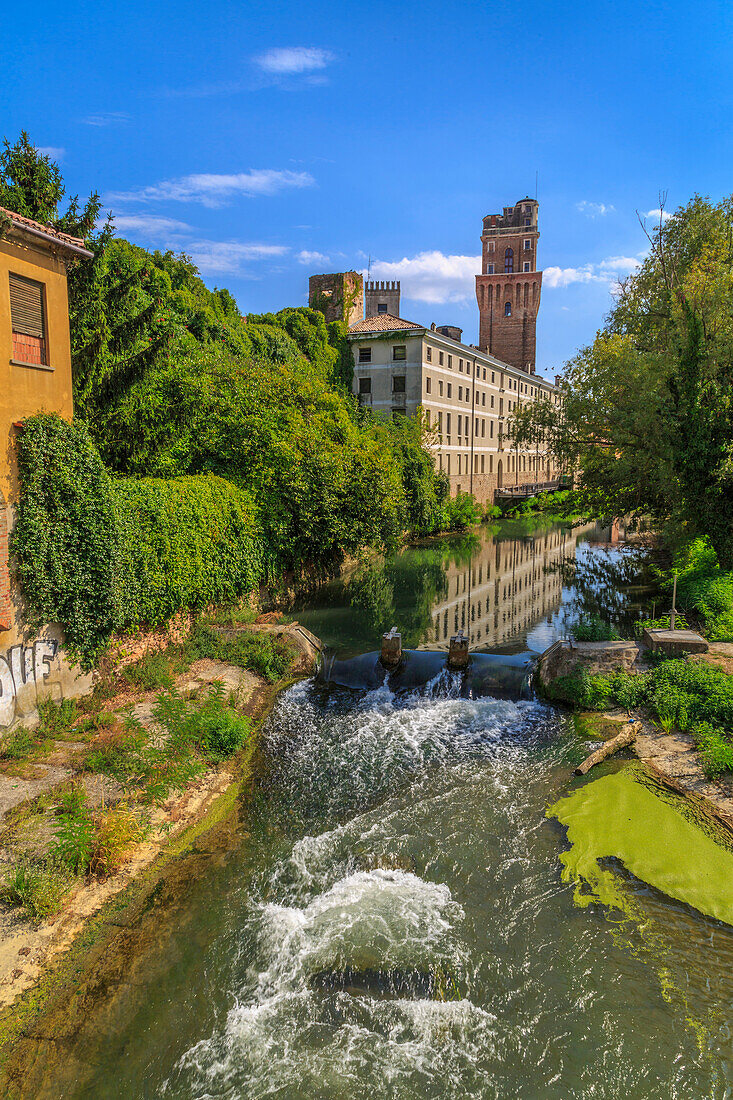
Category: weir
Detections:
[{"x1": 318, "y1": 646, "x2": 535, "y2": 699}]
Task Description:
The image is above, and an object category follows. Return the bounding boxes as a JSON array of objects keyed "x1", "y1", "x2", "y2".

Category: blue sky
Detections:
[{"x1": 4, "y1": 0, "x2": 731, "y2": 376}]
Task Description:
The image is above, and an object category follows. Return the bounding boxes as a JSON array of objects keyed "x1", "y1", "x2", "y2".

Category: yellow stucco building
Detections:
[{"x1": 0, "y1": 207, "x2": 92, "y2": 726}]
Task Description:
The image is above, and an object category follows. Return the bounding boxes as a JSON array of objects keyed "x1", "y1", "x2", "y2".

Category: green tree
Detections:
[
  {"x1": 0, "y1": 131, "x2": 64, "y2": 223},
  {"x1": 511, "y1": 194, "x2": 733, "y2": 567}
]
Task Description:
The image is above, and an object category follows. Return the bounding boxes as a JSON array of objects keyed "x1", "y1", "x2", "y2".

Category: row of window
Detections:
[
  {"x1": 354, "y1": 344, "x2": 560, "y2": 404},
  {"x1": 358, "y1": 344, "x2": 405, "y2": 364},
  {"x1": 486, "y1": 263, "x2": 533, "y2": 275},
  {"x1": 486, "y1": 237, "x2": 533, "y2": 254}
]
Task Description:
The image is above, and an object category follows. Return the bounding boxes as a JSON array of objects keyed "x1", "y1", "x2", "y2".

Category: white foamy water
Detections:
[{"x1": 155, "y1": 678, "x2": 732, "y2": 1100}]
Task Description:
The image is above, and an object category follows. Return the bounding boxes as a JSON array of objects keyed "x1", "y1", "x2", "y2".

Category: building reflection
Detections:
[{"x1": 421, "y1": 522, "x2": 599, "y2": 650}]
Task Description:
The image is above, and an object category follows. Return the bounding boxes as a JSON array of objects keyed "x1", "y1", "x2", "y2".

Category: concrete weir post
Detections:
[
  {"x1": 448, "y1": 630, "x2": 470, "y2": 671},
  {"x1": 380, "y1": 627, "x2": 402, "y2": 670}
]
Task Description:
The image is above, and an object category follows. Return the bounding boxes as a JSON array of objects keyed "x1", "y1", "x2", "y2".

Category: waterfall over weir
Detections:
[{"x1": 318, "y1": 648, "x2": 536, "y2": 699}]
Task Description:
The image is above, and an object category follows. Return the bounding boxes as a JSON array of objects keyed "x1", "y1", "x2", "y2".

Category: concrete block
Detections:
[{"x1": 641, "y1": 629, "x2": 708, "y2": 656}]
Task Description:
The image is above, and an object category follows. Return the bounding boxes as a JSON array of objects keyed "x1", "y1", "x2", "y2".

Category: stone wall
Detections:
[
  {"x1": 536, "y1": 639, "x2": 641, "y2": 702},
  {"x1": 308, "y1": 272, "x2": 364, "y2": 327},
  {"x1": 0, "y1": 627, "x2": 94, "y2": 733}
]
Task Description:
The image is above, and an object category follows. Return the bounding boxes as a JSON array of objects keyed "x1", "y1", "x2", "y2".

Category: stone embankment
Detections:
[
  {"x1": 0, "y1": 620, "x2": 322, "y2": 1015},
  {"x1": 538, "y1": 633, "x2": 733, "y2": 834}
]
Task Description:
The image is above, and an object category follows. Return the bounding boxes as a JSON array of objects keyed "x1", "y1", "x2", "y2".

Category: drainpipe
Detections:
[{"x1": 469, "y1": 362, "x2": 475, "y2": 497}]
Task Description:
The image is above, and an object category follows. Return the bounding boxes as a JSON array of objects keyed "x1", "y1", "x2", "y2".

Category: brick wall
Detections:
[
  {"x1": 476, "y1": 274, "x2": 542, "y2": 373},
  {"x1": 308, "y1": 272, "x2": 364, "y2": 327}
]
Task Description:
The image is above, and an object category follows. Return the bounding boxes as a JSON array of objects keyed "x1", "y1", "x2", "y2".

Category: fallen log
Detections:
[{"x1": 575, "y1": 720, "x2": 639, "y2": 776}]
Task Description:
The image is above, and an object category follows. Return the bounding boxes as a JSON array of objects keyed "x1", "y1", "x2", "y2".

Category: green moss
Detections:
[{"x1": 548, "y1": 768, "x2": 733, "y2": 925}]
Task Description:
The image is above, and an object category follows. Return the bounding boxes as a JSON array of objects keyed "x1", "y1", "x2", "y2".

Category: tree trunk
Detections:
[{"x1": 575, "y1": 720, "x2": 639, "y2": 776}]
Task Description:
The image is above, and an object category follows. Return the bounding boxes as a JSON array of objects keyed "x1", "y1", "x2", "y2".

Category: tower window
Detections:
[
  {"x1": 504, "y1": 248, "x2": 514, "y2": 273},
  {"x1": 524, "y1": 262, "x2": 530, "y2": 272},
  {"x1": 377, "y1": 302, "x2": 388, "y2": 313},
  {"x1": 504, "y1": 302, "x2": 512, "y2": 316},
  {"x1": 486, "y1": 263, "x2": 494, "y2": 274},
  {"x1": 524, "y1": 239, "x2": 531, "y2": 250}
]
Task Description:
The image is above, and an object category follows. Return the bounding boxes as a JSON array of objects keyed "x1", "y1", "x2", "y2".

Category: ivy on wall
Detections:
[{"x1": 12, "y1": 415, "x2": 263, "y2": 666}]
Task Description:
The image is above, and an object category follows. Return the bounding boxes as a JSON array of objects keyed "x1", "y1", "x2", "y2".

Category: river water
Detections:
[{"x1": 44, "y1": 519, "x2": 733, "y2": 1099}]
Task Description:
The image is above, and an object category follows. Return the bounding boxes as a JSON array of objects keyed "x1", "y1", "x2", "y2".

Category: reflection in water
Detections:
[{"x1": 292, "y1": 517, "x2": 659, "y2": 657}]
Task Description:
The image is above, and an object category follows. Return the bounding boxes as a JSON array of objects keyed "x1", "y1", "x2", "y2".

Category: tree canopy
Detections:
[{"x1": 511, "y1": 195, "x2": 733, "y2": 566}]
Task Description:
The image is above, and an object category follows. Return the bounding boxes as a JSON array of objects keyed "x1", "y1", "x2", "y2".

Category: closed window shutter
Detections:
[{"x1": 9, "y1": 274, "x2": 45, "y2": 338}]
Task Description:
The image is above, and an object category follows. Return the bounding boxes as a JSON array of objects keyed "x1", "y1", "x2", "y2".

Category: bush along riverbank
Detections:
[{"x1": 0, "y1": 613, "x2": 316, "y2": 1014}]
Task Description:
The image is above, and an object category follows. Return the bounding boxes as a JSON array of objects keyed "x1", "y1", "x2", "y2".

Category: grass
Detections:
[
  {"x1": 83, "y1": 683, "x2": 251, "y2": 802},
  {"x1": 120, "y1": 650, "x2": 175, "y2": 692},
  {"x1": 0, "y1": 860, "x2": 70, "y2": 921}
]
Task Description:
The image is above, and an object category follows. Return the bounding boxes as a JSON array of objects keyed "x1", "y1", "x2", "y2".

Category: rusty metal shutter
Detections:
[{"x1": 9, "y1": 274, "x2": 45, "y2": 339}]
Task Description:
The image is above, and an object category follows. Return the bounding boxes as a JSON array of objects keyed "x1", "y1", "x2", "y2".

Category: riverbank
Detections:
[
  {"x1": 0, "y1": 616, "x2": 321, "y2": 1072},
  {"x1": 539, "y1": 636, "x2": 733, "y2": 832}
]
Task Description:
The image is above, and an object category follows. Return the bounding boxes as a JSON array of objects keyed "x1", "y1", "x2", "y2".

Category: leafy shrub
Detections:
[
  {"x1": 190, "y1": 625, "x2": 294, "y2": 683},
  {"x1": 441, "y1": 492, "x2": 483, "y2": 531},
  {"x1": 662, "y1": 537, "x2": 733, "y2": 641},
  {"x1": 121, "y1": 651, "x2": 174, "y2": 692},
  {"x1": 0, "y1": 860, "x2": 69, "y2": 921},
  {"x1": 192, "y1": 683, "x2": 251, "y2": 761},
  {"x1": 12, "y1": 415, "x2": 120, "y2": 665},
  {"x1": 571, "y1": 616, "x2": 621, "y2": 642},
  {"x1": 13, "y1": 415, "x2": 265, "y2": 666},
  {"x1": 50, "y1": 796, "x2": 95, "y2": 874},
  {"x1": 89, "y1": 807, "x2": 146, "y2": 875},
  {"x1": 113, "y1": 475, "x2": 263, "y2": 628}
]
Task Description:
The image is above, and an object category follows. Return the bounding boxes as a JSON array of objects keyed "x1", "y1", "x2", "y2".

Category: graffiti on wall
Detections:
[{"x1": 0, "y1": 639, "x2": 60, "y2": 728}]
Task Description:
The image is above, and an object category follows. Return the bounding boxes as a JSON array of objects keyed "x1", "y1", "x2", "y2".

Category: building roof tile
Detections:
[
  {"x1": 0, "y1": 205, "x2": 92, "y2": 255},
  {"x1": 348, "y1": 314, "x2": 423, "y2": 334}
]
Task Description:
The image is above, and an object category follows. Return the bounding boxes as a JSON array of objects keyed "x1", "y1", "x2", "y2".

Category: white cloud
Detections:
[
  {"x1": 366, "y1": 251, "x2": 481, "y2": 305},
  {"x1": 297, "y1": 249, "x2": 329, "y2": 265},
  {"x1": 254, "y1": 47, "x2": 334, "y2": 74},
  {"x1": 107, "y1": 169, "x2": 315, "y2": 208},
  {"x1": 597, "y1": 255, "x2": 642, "y2": 273},
  {"x1": 577, "y1": 201, "x2": 615, "y2": 217},
  {"x1": 643, "y1": 208, "x2": 674, "y2": 223},
  {"x1": 544, "y1": 254, "x2": 642, "y2": 289},
  {"x1": 543, "y1": 265, "x2": 596, "y2": 289},
  {"x1": 37, "y1": 146, "x2": 65, "y2": 161},
  {"x1": 183, "y1": 240, "x2": 288, "y2": 275},
  {"x1": 81, "y1": 112, "x2": 130, "y2": 126},
  {"x1": 111, "y1": 214, "x2": 191, "y2": 237}
]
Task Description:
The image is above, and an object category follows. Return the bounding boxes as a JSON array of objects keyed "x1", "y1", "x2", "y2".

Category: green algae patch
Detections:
[{"x1": 549, "y1": 768, "x2": 733, "y2": 925}]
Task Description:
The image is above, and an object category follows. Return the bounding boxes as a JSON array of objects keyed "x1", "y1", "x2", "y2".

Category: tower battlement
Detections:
[{"x1": 365, "y1": 280, "x2": 400, "y2": 318}]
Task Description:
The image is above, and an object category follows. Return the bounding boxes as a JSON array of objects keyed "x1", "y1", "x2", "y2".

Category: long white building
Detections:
[{"x1": 347, "y1": 315, "x2": 562, "y2": 504}]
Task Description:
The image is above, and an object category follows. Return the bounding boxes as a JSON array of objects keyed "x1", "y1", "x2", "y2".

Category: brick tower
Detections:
[
  {"x1": 309, "y1": 271, "x2": 364, "y2": 327},
  {"x1": 475, "y1": 198, "x2": 542, "y2": 373}
]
